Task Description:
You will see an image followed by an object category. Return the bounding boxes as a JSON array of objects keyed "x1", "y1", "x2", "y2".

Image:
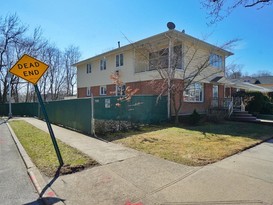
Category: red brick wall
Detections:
[
  {"x1": 107, "y1": 84, "x2": 116, "y2": 95},
  {"x1": 179, "y1": 83, "x2": 212, "y2": 115},
  {"x1": 78, "y1": 80, "x2": 223, "y2": 115},
  {"x1": 126, "y1": 79, "x2": 166, "y2": 95},
  {"x1": 219, "y1": 85, "x2": 224, "y2": 99},
  {"x1": 225, "y1": 87, "x2": 238, "y2": 98},
  {"x1": 91, "y1": 86, "x2": 99, "y2": 96},
  {"x1": 77, "y1": 87, "x2": 87, "y2": 98},
  {"x1": 78, "y1": 80, "x2": 167, "y2": 98}
]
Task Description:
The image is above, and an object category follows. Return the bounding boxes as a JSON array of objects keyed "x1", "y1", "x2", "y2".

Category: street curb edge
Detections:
[{"x1": 7, "y1": 121, "x2": 65, "y2": 205}]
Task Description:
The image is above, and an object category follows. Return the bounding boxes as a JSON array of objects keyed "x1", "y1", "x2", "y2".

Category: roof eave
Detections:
[{"x1": 73, "y1": 29, "x2": 234, "y2": 67}]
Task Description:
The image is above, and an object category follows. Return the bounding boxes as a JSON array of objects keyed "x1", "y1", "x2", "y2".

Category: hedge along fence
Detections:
[{"x1": 0, "y1": 95, "x2": 168, "y2": 134}]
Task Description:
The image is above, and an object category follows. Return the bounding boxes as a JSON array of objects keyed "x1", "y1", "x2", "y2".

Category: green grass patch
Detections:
[
  {"x1": 108, "y1": 121, "x2": 273, "y2": 166},
  {"x1": 9, "y1": 120, "x2": 98, "y2": 176}
]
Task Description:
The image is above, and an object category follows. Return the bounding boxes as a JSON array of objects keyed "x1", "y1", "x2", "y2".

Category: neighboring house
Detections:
[
  {"x1": 74, "y1": 27, "x2": 234, "y2": 115},
  {"x1": 242, "y1": 76, "x2": 273, "y2": 92}
]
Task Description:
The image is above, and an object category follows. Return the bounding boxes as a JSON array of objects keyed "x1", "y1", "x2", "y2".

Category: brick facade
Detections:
[
  {"x1": 78, "y1": 80, "x2": 225, "y2": 115},
  {"x1": 225, "y1": 87, "x2": 237, "y2": 98},
  {"x1": 77, "y1": 87, "x2": 87, "y2": 98}
]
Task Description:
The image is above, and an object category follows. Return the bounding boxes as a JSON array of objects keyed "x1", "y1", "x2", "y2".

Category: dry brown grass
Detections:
[{"x1": 111, "y1": 121, "x2": 273, "y2": 166}]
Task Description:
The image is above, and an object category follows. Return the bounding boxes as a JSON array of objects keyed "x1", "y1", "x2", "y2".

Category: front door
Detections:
[{"x1": 212, "y1": 85, "x2": 219, "y2": 107}]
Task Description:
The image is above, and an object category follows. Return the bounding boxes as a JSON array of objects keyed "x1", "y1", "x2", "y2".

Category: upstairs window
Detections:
[
  {"x1": 173, "y1": 45, "x2": 183, "y2": 69},
  {"x1": 86, "y1": 64, "x2": 92, "y2": 73},
  {"x1": 100, "y1": 58, "x2": 107, "y2": 70},
  {"x1": 149, "y1": 48, "x2": 168, "y2": 70},
  {"x1": 148, "y1": 45, "x2": 183, "y2": 71},
  {"x1": 116, "y1": 53, "x2": 124, "y2": 67},
  {"x1": 116, "y1": 84, "x2": 126, "y2": 96},
  {"x1": 210, "y1": 54, "x2": 223, "y2": 68},
  {"x1": 183, "y1": 82, "x2": 204, "y2": 102},
  {"x1": 100, "y1": 85, "x2": 107, "y2": 95}
]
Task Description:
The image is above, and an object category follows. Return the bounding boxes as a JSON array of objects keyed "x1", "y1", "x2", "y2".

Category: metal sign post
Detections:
[
  {"x1": 34, "y1": 85, "x2": 63, "y2": 166},
  {"x1": 9, "y1": 54, "x2": 64, "y2": 167}
]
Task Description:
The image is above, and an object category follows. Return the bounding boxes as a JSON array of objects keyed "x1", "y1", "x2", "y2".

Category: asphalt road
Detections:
[{"x1": 0, "y1": 119, "x2": 42, "y2": 205}]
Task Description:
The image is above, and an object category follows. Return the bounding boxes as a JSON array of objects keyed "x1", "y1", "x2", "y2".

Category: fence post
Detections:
[{"x1": 91, "y1": 94, "x2": 95, "y2": 135}]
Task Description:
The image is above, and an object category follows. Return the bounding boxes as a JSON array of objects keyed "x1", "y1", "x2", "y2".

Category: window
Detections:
[
  {"x1": 213, "y1": 85, "x2": 218, "y2": 98},
  {"x1": 173, "y1": 45, "x2": 183, "y2": 69},
  {"x1": 210, "y1": 54, "x2": 223, "y2": 68},
  {"x1": 183, "y1": 83, "x2": 204, "y2": 102},
  {"x1": 86, "y1": 64, "x2": 92, "y2": 73},
  {"x1": 86, "y1": 87, "x2": 91, "y2": 97},
  {"x1": 116, "y1": 53, "x2": 124, "y2": 67},
  {"x1": 100, "y1": 85, "x2": 107, "y2": 95},
  {"x1": 212, "y1": 85, "x2": 219, "y2": 107},
  {"x1": 116, "y1": 84, "x2": 126, "y2": 96},
  {"x1": 148, "y1": 45, "x2": 183, "y2": 71},
  {"x1": 100, "y1": 58, "x2": 107, "y2": 70},
  {"x1": 149, "y1": 48, "x2": 168, "y2": 70}
]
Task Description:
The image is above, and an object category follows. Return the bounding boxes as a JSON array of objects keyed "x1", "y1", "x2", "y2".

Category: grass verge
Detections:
[
  {"x1": 107, "y1": 121, "x2": 273, "y2": 166},
  {"x1": 9, "y1": 120, "x2": 98, "y2": 176}
]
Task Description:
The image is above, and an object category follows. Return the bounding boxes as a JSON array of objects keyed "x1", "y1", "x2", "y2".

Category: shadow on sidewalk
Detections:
[
  {"x1": 39, "y1": 166, "x2": 65, "y2": 203},
  {"x1": 23, "y1": 197, "x2": 64, "y2": 205}
]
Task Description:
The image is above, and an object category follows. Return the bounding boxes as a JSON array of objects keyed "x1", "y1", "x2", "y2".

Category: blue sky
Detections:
[{"x1": 1, "y1": 0, "x2": 273, "y2": 75}]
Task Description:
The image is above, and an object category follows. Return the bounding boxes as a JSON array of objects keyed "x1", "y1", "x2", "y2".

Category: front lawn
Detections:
[{"x1": 108, "y1": 121, "x2": 273, "y2": 166}]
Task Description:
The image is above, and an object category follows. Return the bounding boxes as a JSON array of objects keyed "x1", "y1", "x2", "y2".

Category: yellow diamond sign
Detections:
[{"x1": 9, "y1": 54, "x2": 49, "y2": 85}]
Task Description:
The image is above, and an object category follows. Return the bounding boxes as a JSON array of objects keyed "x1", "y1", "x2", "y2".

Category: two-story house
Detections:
[{"x1": 74, "y1": 27, "x2": 233, "y2": 115}]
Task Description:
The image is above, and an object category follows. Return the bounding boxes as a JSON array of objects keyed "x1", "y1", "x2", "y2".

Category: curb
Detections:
[{"x1": 7, "y1": 122, "x2": 65, "y2": 205}]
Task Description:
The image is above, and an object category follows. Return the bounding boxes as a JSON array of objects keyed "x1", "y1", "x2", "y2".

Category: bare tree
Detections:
[
  {"x1": 64, "y1": 45, "x2": 81, "y2": 96},
  {"x1": 0, "y1": 14, "x2": 27, "y2": 103},
  {"x1": 0, "y1": 14, "x2": 81, "y2": 103},
  {"x1": 131, "y1": 31, "x2": 236, "y2": 124},
  {"x1": 13, "y1": 27, "x2": 48, "y2": 102},
  {"x1": 226, "y1": 63, "x2": 244, "y2": 79},
  {"x1": 46, "y1": 46, "x2": 66, "y2": 100},
  {"x1": 202, "y1": 0, "x2": 272, "y2": 24},
  {"x1": 110, "y1": 72, "x2": 139, "y2": 106},
  {"x1": 252, "y1": 70, "x2": 272, "y2": 77}
]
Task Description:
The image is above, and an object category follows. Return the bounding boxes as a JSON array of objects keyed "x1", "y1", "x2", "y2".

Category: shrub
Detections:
[
  {"x1": 188, "y1": 109, "x2": 201, "y2": 125},
  {"x1": 94, "y1": 119, "x2": 140, "y2": 135},
  {"x1": 206, "y1": 110, "x2": 226, "y2": 124},
  {"x1": 245, "y1": 92, "x2": 273, "y2": 114}
]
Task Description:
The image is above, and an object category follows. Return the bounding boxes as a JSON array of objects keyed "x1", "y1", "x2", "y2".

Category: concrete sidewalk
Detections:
[{"x1": 14, "y1": 118, "x2": 273, "y2": 205}]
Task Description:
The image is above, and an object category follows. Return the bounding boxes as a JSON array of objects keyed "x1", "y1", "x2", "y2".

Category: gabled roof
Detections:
[
  {"x1": 227, "y1": 79, "x2": 272, "y2": 92},
  {"x1": 242, "y1": 76, "x2": 273, "y2": 85},
  {"x1": 73, "y1": 29, "x2": 233, "y2": 67}
]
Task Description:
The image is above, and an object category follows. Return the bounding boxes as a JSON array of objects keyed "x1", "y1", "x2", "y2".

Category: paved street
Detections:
[{"x1": 0, "y1": 119, "x2": 42, "y2": 205}]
